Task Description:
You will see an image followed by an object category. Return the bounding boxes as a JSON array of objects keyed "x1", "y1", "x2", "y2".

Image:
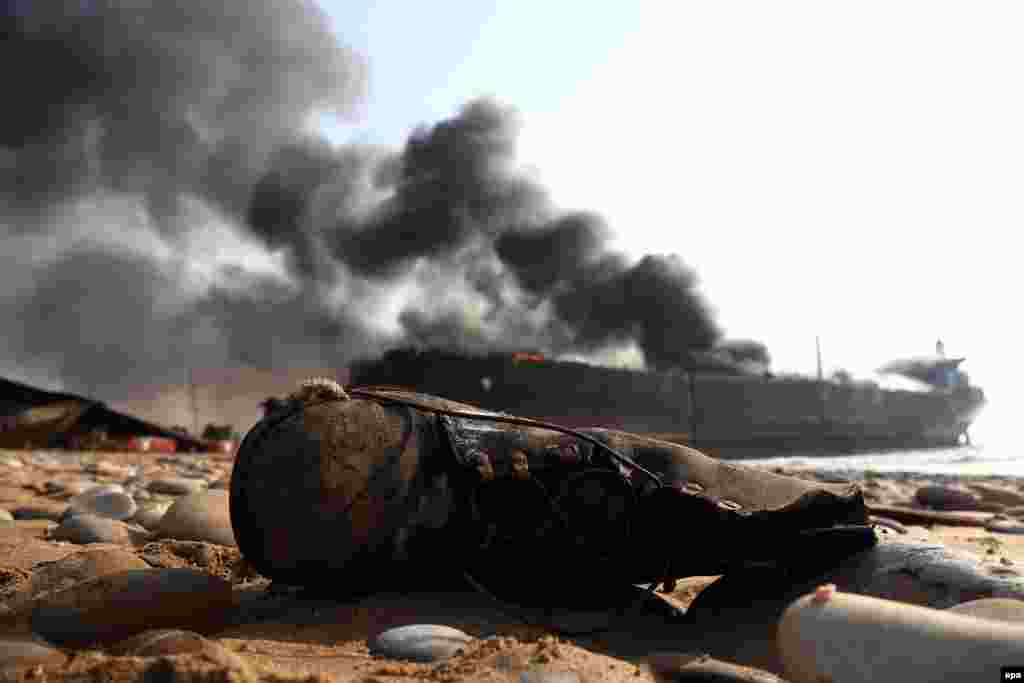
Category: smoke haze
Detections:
[{"x1": 1, "y1": 0, "x2": 722, "y2": 422}]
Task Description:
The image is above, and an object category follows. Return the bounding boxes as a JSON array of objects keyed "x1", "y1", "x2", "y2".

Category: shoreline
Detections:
[{"x1": 4, "y1": 446, "x2": 1024, "y2": 682}]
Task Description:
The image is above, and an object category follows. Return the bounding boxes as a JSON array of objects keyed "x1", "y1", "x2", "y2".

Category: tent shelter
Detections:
[{"x1": 0, "y1": 377, "x2": 206, "y2": 452}]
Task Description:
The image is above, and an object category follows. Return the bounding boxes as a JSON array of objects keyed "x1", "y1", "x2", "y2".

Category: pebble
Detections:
[
  {"x1": 30, "y1": 568, "x2": 235, "y2": 647},
  {"x1": 985, "y1": 517, "x2": 1024, "y2": 535},
  {"x1": 80, "y1": 483, "x2": 126, "y2": 497},
  {"x1": 866, "y1": 504, "x2": 994, "y2": 528},
  {"x1": 0, "y1": 636, "x2": 68, "y2": 675},
  {"x1": 51, "y1": 514, "x2": 134, "y2": 545},
  {"x1": 684, "y1": 533, "x2": 1024, "y2": 675},
  {"x1": 914, "y1": 485, "x2": 983, "y2": 511},
  {"x1": 132, "y1": 501, "x2": 172, "y2": 530},
  {"x1": 66, "y1": 490, "x2": 137, "y2": 521},
  {"x1": 156, "y1": 490, "x2": 236, "y2": 546},
  {"x1": 520, "y1": 671, "x2": 581, "y2": 683},
  {"x1": 41, "y1": 480, "x2": 67, "y2": 495},
  {"x1": 777, "y1": 590, "x2": 1024, "y2": 683},
  {"x1": 369, "y1": 624, "x2": 473, "y2": 662},
  {"x1": 0, "y1": 454, "x2": 24, "y2": 468},
  {"x1": 29, "y1": 548, "x2": 150, "y2": 597},
  {"x1": 110, "y1": 628, "x2": 248, "y2": 672},
  {"x1": 149, "y1": 478, "x2": 207, "y2": 496},
  {"x1": 26, "y1": 453, "x2": 62, "y2": 468},
  {"x1": 835, "y1": 539, "x2": 1024, "y2": 608},
  {"x1": 0, "y1": 508, "x2": 12, "y2": 522},
  {"x1": 967, "y1": 483, "x2": 1024, "y2": 507},
  {"x1": 86, "y1": 461, "x2": 136, "y2": 478},
  {"x1": 111, "y1": 628, "x2": 209, "y2": 656},
  {"x1": 947, "y1": 598, "x2": 1024, "y2": 624},
  {"x1": 647, "y1": 653, "x2": 787, "y2": 682},
  {"x1": 61, "y1": 479, "x2": 100, "y2": 497},
  {"x1": 11, "y1": 500, "x2": 67, "y2": 521}
]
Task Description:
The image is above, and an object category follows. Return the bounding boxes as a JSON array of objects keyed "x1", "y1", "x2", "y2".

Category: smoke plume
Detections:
[{"x1": 1, "y1": 0, "x2": 721, "y2": 409}]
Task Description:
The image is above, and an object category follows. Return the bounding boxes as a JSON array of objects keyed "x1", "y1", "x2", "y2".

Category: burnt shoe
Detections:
[{"x1": 229, "y1": 382, "x2": 876, "y2": 603}]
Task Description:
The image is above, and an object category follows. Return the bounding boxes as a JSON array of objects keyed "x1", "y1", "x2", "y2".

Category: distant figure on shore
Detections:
[{"x1": 936, "y1": 339, "x2": 945, "y2": 357}]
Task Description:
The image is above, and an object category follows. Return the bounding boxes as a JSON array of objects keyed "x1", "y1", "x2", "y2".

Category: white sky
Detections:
[{"x1": 320, "y1": 1, "x2": 1023, "y2": 438}]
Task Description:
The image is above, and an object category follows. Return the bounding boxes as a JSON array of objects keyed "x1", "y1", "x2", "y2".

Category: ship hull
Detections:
[{"x1": 350, "y1": 351, "x2": 986, "y2": 459}]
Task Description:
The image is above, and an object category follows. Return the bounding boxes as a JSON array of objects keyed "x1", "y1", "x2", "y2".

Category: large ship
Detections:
[{"x1": 349, "y1": 344, "x2": 986, "y2": 459}]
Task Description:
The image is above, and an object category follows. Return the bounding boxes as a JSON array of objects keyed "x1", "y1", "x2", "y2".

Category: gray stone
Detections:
[
  {"x1": 148, "y1": 478, "x2": 207, "y2": 496},
  {"x1": 12, "y1": 501, "x2": 67, "y2": 521},
  {"x1": 986, "y1": 517, "x2": 1024, "y2": 535},
  {"x1": 110, "y1": 629, "x2": 243, "y2": 666},
  {"x1": 867, "y1": 504, "x2": 995, "y2": 527},
  {"x1": 109, "y1": 629, "x2": 251, "y2": 674},
  {"x1": 914, "y1": 485, "x2": 983, "y2": 511},
  {"x1": 967, "y1": 483, "x2": 1024, "y2": 508},
  {"x1": 41, "y1": 480, "x2": 67, "y2": 495},
  {"x1": 681, "y1": 534, "x2": 1024, "y2": 674},
  {"x1": 67, "y1": 490, "x2": 137, "y2": 521},
  {"x1": 27, "y1": 453, "x2": 61, "y2": 468},
  {"x1": 370, "y1": 624, "x2": 472, "y2": 662},
  {"x1": 30, "y1": 568, "x2": 234, "y2": 647},
  {"x1": 947, "y1": 598, "x2": 1024, "y2": 624},
  {"x1": 80, "y1": 483, "x2": 125, "y2": 497},
  {"x1": 110, "y1": 628, "x2": 209, "y2": 656},
  {"x1": 520, "y1": 671, "x2": 581, "y2": 683},
  {"x1": 51, "y1": 514, "x2": 133, "y2": 545},
  {"x1": 647, "y1": 653, "x2": 787, "y2": 682},
  {"x1": 30, "y1": 547, "x2": 150, "y2": 597},
  {"x1": 86, "y1": 461, "x2": 135, "y2": 479},
  {"x1": 1002, "y1": 506, "x2": 1024, "y2": 519},
  {"x1": 828, "y1": 538, "x2": 1024, "y2": 607},
  {"x1": 697, "y1": 535, "x2": 1024, "y2": 615},
  {"x1": 776, "y1": 591, "x2": 1024, "y2": 683},
  {"x1": 156, "y1": 490, "x2": 235, "y2": 546},
  {"x1": 132, "y1": 501, "x2": 172, "y2": 530}
]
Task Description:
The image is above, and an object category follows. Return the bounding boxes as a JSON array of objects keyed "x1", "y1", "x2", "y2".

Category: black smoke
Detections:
[
  {"x1": 714, "y1": 339, "x2": 772, "y2": 367},
  {"x1": 1, "y1": 0, "x2": 724, "y2": 402},
  {"x1": 2, "y1": 1, "x2": 363, "y2": 223},
  {"x1": 497, "y1": 219, "x2": 720, "y2": 369}
]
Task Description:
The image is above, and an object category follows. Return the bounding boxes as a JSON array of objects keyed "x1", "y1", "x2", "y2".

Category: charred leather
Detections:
[{"x1": 229, "y1": 387, "x2": 876, "y2": 599}]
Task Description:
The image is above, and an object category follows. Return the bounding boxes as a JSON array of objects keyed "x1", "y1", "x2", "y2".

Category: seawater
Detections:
[
  {"x1": 739, "y1": 444, "x2": 1023, "y2": 479},
  {"x1": 734, "y1": 408, "x2": 1024, "y2": 479}
]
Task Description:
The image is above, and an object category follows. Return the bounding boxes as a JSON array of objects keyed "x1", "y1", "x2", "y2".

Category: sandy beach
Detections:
[{"x1": 2, "y1": 447, "x2": 1024, "y2": 682}]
